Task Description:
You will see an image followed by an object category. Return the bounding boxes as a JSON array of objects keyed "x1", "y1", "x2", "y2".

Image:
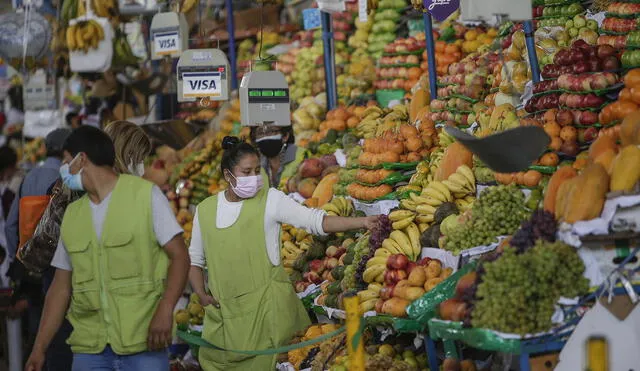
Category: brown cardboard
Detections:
[
  {"x1": 529, "y1": 353, "x2": 559, "y2": 371},
  {"x1": 599, "y1": 295, "x2": 638, "y2": 321}
]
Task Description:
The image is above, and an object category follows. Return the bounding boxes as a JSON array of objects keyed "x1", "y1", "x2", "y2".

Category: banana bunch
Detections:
[
  {"x1": 428, "y1": 149, "x2": 444, "y2": 176},
  {"x1": 181, "y1": 0, "x2": 198, "y2": 13},
  {"x1": 441, "y1": 165, "x2": 476, "y2": 198},
  {"x1": 321, "y1": 197, "x2": 354, "y2": 217},
  {"x1": 281, "y1": 225, "x2": 313, "y2": 273},
  {"x1": 113, "y1": 31, "x2": 140, "y2": 67},
  {"x1": 454, "y1": 195, "x2": 475, "y2": 212},
  {"x1": 66, "y1": 20, "x2": 105, "y2": 52},
  {"x1": 438, "y1": 130, "x2": 455, "y2": 148},
  {"x1": 366, "y1": 0, "x2": 379, "y2": 12},
  {"x1": 92, "y1": 0, "x2": 118, "y2": 19},
  {"x1": 355, "y1": 106, "x2": 384, "y2": 139},
  {"x1": 357, "y1": 283, "x2": 382, "y2": 312},
  {"x1": 410, "y1": 0, "x2": 424, "y2": 10},
  {"x1": 363, "y1": 223, "x2": 422, "y2": 275}
]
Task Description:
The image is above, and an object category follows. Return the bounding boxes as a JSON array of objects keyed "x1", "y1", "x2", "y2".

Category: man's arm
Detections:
[
  {"x1": 27, "y1": 269, "x2": 72, "y2": 362},
  {"x1": 148, "y1": 235, "x2": 190, "y2": 350}
]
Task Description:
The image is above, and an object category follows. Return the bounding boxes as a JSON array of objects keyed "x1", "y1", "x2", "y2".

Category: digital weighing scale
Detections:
[
  {"x1": 239, "y1": 71, "x2": 291, "y2": 127},
  {"x1": 150, "y1": 12, "x2": 188, "y2": 60}
]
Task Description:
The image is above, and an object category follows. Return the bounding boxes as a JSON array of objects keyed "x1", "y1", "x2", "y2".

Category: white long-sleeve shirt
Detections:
[{"x1": 189, "y1": 188, "x2": 327, "y2": 267}]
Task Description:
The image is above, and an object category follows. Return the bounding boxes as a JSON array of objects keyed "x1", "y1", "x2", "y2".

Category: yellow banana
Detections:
[
  {"x1": 322, "y1": 202, "x2": 341, "y2": 215},
  {"x1": 382, "y1": 238, "x2": 404, "y2": 255},
  {"x1": 389, "y1": 209, "x2": 416, "y2": 222},
  {"x1": 416, "y1": 214, "x2": 435, "y2": 224},
  {"x1": 75, "y1": 26, "x2": 85, "y2": 51},
  {"x1": 357, "y1": 289, "x2": 379, "y2": 302},
  {"x1": 360, "y1": 298, "x2": 378, "y2": 312},
  {"x1": 404, "y1": 223, "x2": 421, "y2": 259},
  {"x1": 410, "y1": 193, "x2": 443, "y2": 207},
  {"x1": 374, "y1": 248, "x2": 392, "y2": 258},
  {"x1": 400, "y1": 199, "x2": 417, "y2": 211},
  {"x1": 375, "y1": 272, "x2": 385, "y2": 283},
  {"x1": 92, "y1": 21, "x2": 105, "y2": 41},
  {"x1": 363, "y1": 264, "x2": 385, "y2": 283},
  {"x1": 368, "y1": 283, "x2": 382, "y2": 294},
  {"x1": 66, "y1": 26, "x2": 77, "y2": 50},
  {"x1": 392, "y1": 216, "x2": 415, "y2": 230},
  {"x1": 366, "y1": 256, "x2": 388, "y2": 268},
  {"x1": 416, "y1": 204, "x2": 437, "y2": 216},
  {"x1": 421, "y1": 187, "x2": 448, "y2": 203},
  {"x1": 442, "y1": 179, "x2": 468, "y2": 195},
  {"x1": 457, "y1": 165, "x2": 476, "y2": 186},
  {"x1": 429, "y1": 181, "x2": 453, "y2": 201},
  {"x1": 418, "y1": 223, "x2": 430, "y2": 233},
  {"x1": 390, "y1": 231, "x2": 413, "y2": 258}
]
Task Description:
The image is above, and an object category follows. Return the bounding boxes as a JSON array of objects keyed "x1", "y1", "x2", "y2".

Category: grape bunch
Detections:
[
  {"x1": 471, "y1": 241, "x2": 589, "y2": 335},
  {"x1": 443, "y1": 185, "x2": 531, "y2": 254},
  {"x1": 510, "y1": 210, "x2": 558, "y2": 253},
  {"x1": 355, "y1": 215, "x2": 391, "y2": 287},
  {"x1": 342, "y1": 234, "x2": 370, "y2": 291}
]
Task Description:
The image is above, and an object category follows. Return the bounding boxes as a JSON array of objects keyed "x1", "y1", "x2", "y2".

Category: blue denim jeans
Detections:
[{"x1": 72, "y1": 346, "x2": 168, "y2": 371}]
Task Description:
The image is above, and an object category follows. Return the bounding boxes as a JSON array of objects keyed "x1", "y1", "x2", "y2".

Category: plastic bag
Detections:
[
  {"x1": 406, "y1": 262, "x2": 477, "y2": 325},
  {"x1": 428, "y1": 319, "x2": 522, "y2": 354},
  {"x1": 17, "y1": 181, "x2": 83, "y2": 273}
]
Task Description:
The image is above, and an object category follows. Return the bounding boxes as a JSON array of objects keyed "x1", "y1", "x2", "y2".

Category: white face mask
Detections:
[{"x1": 128, "y1": 162, "x2": 145, "y2": 177}]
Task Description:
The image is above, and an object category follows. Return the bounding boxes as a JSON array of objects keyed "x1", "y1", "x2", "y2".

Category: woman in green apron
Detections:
[
  {"x1": 250, "y1": 125, "x2": 307, "y2": 189},
  {"x1": 188, "y1": 136, "x2": 379, "y2": 371}
]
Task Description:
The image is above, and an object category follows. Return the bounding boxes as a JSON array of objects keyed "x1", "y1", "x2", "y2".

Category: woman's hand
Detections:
[{"x1": 199, "y1": 293, "x2": 220, "y2": 308}]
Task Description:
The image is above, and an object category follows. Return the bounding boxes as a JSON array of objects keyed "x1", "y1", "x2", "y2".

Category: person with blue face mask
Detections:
[{"x1": 25, "y1": 126, "x2": 190, "y2": 371}]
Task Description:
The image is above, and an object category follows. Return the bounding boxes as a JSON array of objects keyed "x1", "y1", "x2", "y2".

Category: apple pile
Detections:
[
  {"x1": 377, "y1": 255, "x2": 452, "y2": 317},
  {"x1": 602, "y1": 17, "x2": 640, "y2": 34},
  {"x1": 542, "y1": 40, "x2": 622, "y2": 79},
  {"x1": 525, "y1": 93, "x2": 561, "y2": 113},
  {"x1": 382, "y1": 36, "x2": 425, "y2": 55},
  {"x1": 299, "y1": 243, "x2": 348, "y2": 290},
  {"x1": 532, "y1": 80, "x2": 559, "y2": 94},
  {"x1": 559, "y1": 92, "x2": 607, "y2": 110},
  {"x1": 379, "y1": 54, "x2": 421, "y2": 66},
  {"x1": 557, "y1": 72, "x2": 620, "y2": 93}
]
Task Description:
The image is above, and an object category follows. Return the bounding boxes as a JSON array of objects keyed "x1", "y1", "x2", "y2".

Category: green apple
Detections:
[
  {"x1": 568, "y1": 3, "x2": 584, "y2": 15},
  {"x1": 586, "y1": 19, "x2": 598, "y2": 31},
  {"x1": 569, "y1": 27, "x2": 579, "y2": 38},
  {"x1": 573, "y1": 15, "x2": 587, "y2": 28},
  {"x1": 565, "y1": 19, "x2": 574, "y2": 29}
]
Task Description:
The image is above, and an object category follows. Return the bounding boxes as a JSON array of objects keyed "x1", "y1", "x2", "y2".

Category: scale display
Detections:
[
  {"x1": 176, "y1": 49, "x2": 230, "y2": 102},
  {"x1": 240, "y1": 71, "x2": 291, "y2": 127}
]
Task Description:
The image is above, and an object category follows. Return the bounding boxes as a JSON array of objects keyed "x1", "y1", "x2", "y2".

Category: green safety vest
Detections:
[
  {"x1": 196, "y1": 180, "x2": 310, "y2": 370},
  {"x1": 61, "y1": 175, "x2": 168, "y2": 355}
]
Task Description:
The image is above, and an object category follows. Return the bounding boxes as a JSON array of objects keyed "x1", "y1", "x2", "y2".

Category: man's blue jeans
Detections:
[{"x1": 72, "y1": 346, "x2": 168, "y2": 371}]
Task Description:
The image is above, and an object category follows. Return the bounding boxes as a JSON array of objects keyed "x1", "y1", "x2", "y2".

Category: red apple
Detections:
[
  {"x1": 406, "y1": 262, "x2": 418, "y2": 274},
  {"x1": 601, "y1": 56, "x2": 620, "y2": 71},
  {"x1": 326, "y1": 258, "x2": 339, "y2": 270},
  {"x1": 589, "y1": 74, "x2": 609, "y2": 90},
  {"x1": 597, "y1": 45, "x2": 616, "y2": 59},
  {"x1": 387, "y1": 254, "x2": 410, "y2": 270},
  {"x1": 556, "y1": 110, "x2": 574, "y2": 126},
  {"x1": 380, "y1": 285, "x2": 395, "y2": 300},
  {"x1": 560, "y1": 140, "x2": 579, "y2": 156},
  {"x1": 304, "y1": 271, "x2": 322, "y2": 284},
  {"x1": 583, "y1": 94, "x2": 605, "y2": 108},
  {"x1": 579, "y1": 111, "x2": 598, "y2": 126},
  {"x1": 309, "y1": 259, "x2": 326, "y2": 273}
]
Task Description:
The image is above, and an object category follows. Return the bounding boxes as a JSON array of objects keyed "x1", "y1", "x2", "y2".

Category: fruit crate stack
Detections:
[
  {"x1": 528, "y1": 40, "x2": 625, "y2": 157},
  {"x1": 374, "y1": 36, "x2": 426, "y2": 92},
  {"x1": 598, "y1": 1, "x2": 640, "y2": 68},
  {"x1": 367, "y1": 0, "x2": 408, "y2": 58},
  {"x1": 532, "y1": 0, "x2": 587, "y2": 28},
  {"x1": 430, "y1": 53, "x2": 502, "y2": 128}
]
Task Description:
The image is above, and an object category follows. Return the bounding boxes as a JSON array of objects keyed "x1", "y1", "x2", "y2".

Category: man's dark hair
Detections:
[
  {"x1": 63, "y1": 126, "x2": 115, "y2": 167},
  {"x1": 0, "y1": 146, "x2": 18, "y2": 172},
  {"x1": 7, "y1": 86, "x2": 23, "y2": 112}
]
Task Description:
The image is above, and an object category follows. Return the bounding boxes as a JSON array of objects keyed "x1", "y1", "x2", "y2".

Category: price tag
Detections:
[
  {"x1": 181, "y1": 71, "x2": 222, "y2": 98},
  {"x1": 358, "y1": 0, "x2": 368, "y2": 22},
  {"x1": 153, "y1": 30, "x2": 180, "y2": 56}
]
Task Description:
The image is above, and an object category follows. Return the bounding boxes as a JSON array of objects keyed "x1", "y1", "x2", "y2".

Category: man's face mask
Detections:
[{"x1": 256, "y1": 134, "x2": 285, "y2": 158}]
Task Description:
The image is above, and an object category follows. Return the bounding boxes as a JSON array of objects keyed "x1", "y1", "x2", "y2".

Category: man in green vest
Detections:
[{"x1": 24, "y1": 126, "x2": 190, "y2": 371}]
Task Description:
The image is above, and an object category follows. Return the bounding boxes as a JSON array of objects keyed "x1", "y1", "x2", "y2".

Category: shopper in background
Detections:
[
  {"x1": 250, "y1": 125, "x2": 306, "y2": 188},
  {"x1": 24, "y1": 126, "x2": 189, "y2": 371},
  {"x1": 0, "y1": 145, "x2": 19, "y2": 278},
  {"x1": 188, "y1": 137, "x2": 380, "y2": 371},
  {"x1": 103, "y1": 120, "x2": 152, "y2": 176}
]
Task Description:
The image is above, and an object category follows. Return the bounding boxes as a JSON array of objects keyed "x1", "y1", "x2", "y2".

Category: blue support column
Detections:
[
  {"x1": 225, "y1": 0, "x2": 238, "y2": 90},
  {"x1": 422, "y1": 9, "x2": 438, "y2": 101},
  {"x1": 425, "y1": 336, "x2": 439, "y2": 371},
  {"x1": 321, "y1": 10, "x2": 338, "y2": 110},
  {"x1": 523, "y1": 21, "x2": 540, "y2": 83}
]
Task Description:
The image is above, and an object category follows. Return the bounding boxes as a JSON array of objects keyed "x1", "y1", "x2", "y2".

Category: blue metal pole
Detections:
[
  {"x1": 425, "y1": 336, "x2": 439, "y2": 371},
  {"x1": 225, "y1": 0, "x2": 238, "y2": 90},
  {"x1": 523, "y1": 21, "x2": 540, "y2": 83},
  {"x1": 422, "y1": 9, "x2": 438, "y2": 101},
  {"x1": 321, "y1": 10, "x2": 337, "y2": 110}
]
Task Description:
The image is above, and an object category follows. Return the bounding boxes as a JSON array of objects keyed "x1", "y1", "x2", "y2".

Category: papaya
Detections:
[
  {"x1": 555, "y1": 176, "x2": 579, "y2": 221},
  {"x1": 543, "y1": 166, "x2": 577, "y2": 214},
  {"x1": 311, "y1": 173, "x2": 339, "y2": 206},
  {"x1": 564, "y1": 163, "x2": 609, "y2": 223},
  {"x1": 588, "y1": 135, "x2": 618, "y2": 162},
  {"x1": 594, "y1": 148, "x2": 618, "y2": 174},
  {"x1": 620, "y1": 110, "x2": 640, "y2": 147},
  {"x1": 610, "y1": 145, "x2": 640, "y2": 192},
  {"x1": 435, "y1": 142, "x2": 473, "y2": 181},
  {"x1": 410, "y1": 87, "x2": 430, "y2": 123}
]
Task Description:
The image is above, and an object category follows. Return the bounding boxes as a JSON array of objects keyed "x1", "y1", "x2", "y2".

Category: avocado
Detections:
[
  {"x1": 434, "y1": 202, "x2": 459, "y2": 224},
  {"x1": 331, "y1": 266, "x2": 346, "y2": 281},
  {"x1": 327, "y1": 281, "x2": 342, "y2": 295},
  {"x1": 293, "y1": 253, "x2": 307, "y2": 271},
  {"x1": 321, "y1": 129, "x2": 338, "y2": 144},
  {"x1": 343, "y1": 251, "x2": 355, "y2": 265},
  {"x1": 307, "y1": 241, "x2": 326, "y2": 260},
  {"x1": 325, "y1": 294, "x2": 338, "y2": 309}
]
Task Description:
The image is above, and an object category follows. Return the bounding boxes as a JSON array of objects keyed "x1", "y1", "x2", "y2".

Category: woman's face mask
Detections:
[
  {"x1": 59, "y1": 154, "x2": 84, "y2": 191},
  {"x1": 128, "y1": 161, "x2": 145, "y2": 177},
  {"x1": 256, "y1": 134, "x2": 285, "y2": 158},
  {"x1": 227, "y1": 172, "x2": 263, "y2": 199}
]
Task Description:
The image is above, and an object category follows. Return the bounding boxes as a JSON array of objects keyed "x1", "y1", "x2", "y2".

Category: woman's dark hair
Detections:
[
  {"x1": 8, "y1": 86, "x2": 23, "y2": 112},
  {"x1": 221, "y1": 136, "x2": 259, "y2": 173},
  {"x1": 0, "y1": 146, "x2": 18, "y2": 172},
  {"x1": 249, "y1": 125, "x2": 295, "y2": 145}
]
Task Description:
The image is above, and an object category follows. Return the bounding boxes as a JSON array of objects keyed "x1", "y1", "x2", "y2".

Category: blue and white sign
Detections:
[
  {"x1": 153, "y1": 30, "x2": 180, "y2": 57},
  {"x1": 302, "y1": 8, "x2": 321, "y2": 30},
  {"x1": 182, "y1": 71, "x2": 222, "y2": 98}
]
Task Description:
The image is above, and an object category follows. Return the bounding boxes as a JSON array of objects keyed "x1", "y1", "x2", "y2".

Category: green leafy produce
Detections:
[{"x1": 472, "y1": 241, "x2": 589, "y2": 335}]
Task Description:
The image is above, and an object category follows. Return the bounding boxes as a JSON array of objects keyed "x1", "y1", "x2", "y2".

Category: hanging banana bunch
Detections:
[
  {"x1": 91, "y1": 0, "x2": 119, "y2": 19},
  {"x1": 66, "y1": 20, "x2": 105, "y2": 53}
]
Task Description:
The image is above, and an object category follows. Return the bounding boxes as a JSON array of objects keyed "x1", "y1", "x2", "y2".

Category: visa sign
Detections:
[
  {"x1": 182, "y1": 72, "x2": 222, "y2": 98},
  {"x1": 153, "y1": 31, "x2": 180, "y2": 56}
]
